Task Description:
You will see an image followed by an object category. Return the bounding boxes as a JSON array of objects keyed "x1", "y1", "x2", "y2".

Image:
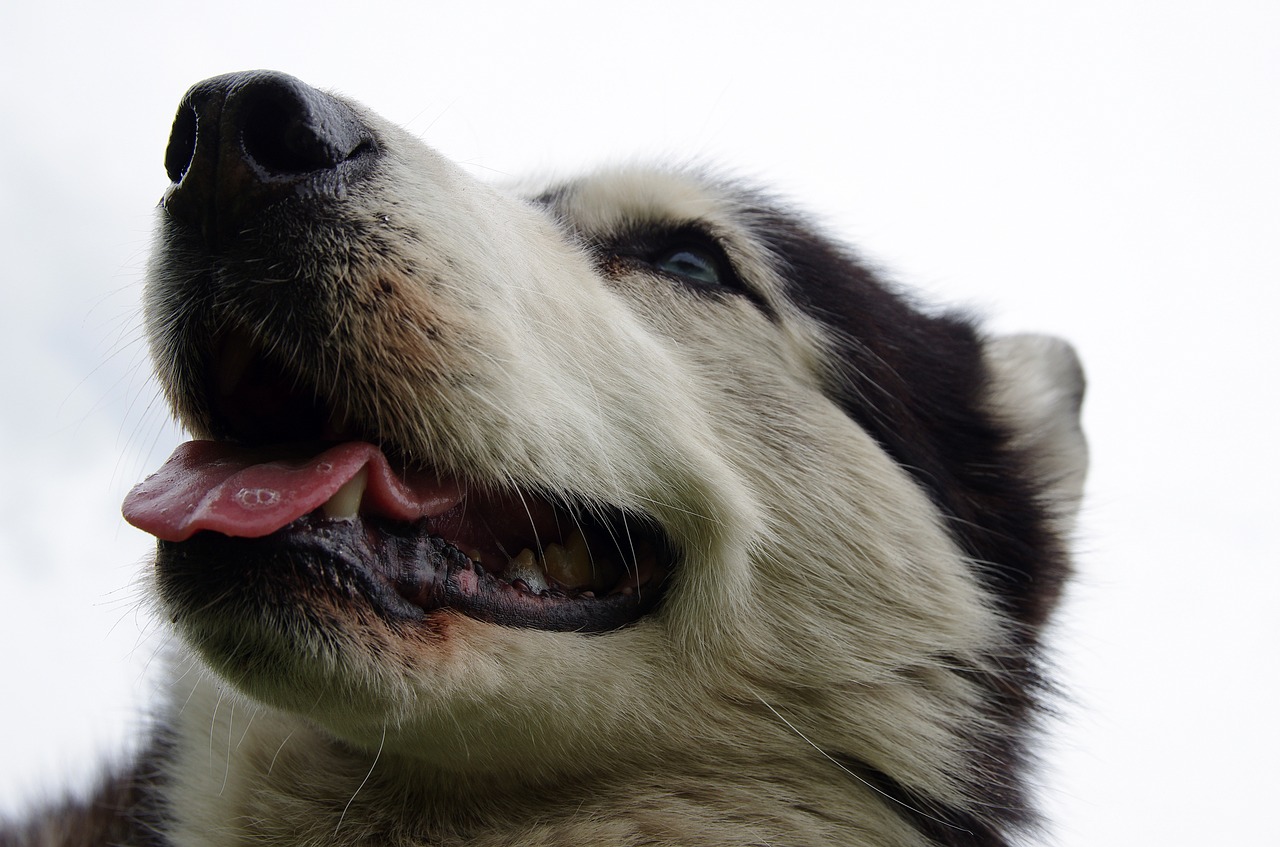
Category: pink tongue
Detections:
[{"x1": 122, "y1": 441, "x2": 463, "y2": 542}]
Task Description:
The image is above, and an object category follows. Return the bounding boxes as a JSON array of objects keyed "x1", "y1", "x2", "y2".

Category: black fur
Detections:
[
  {"x1": 0, "y1": 738, "x2": 169, "y2": 847},
  {"x1": 753, "y1": 213, "x2": 1069, "y2": 627}
]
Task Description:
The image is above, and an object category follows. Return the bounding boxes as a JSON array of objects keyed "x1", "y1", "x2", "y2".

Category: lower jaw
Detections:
[{"x1": 155, "y1": 514, "x2": 666, "y2": 634}]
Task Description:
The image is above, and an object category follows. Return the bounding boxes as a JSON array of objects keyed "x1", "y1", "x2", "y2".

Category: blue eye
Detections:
[{"x1": 653, "y1": 247, "x2": 723, "y2": 286}]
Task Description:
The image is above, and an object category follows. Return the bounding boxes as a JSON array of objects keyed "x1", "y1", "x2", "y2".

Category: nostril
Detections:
[
  {"x1": 239, "y1": 82, "x2": 372, "y2": 177},
  {"x1": 164, "y1": 105, "x2": 198, "y2": 184},
  {"x1": 160, "y1": 70, "x2": 378, "y2": 244}
]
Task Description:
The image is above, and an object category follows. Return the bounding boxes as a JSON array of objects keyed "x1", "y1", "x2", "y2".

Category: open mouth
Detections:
[{"x1": 125, "y1": 333, "x2": 671, "y2": 632}]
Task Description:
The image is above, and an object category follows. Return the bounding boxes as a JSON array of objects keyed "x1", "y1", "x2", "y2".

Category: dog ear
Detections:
[{"x1": 983, "y1": 334, "x2": 1088, "y2": 536}]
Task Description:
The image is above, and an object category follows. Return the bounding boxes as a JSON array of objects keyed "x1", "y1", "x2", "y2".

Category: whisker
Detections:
[
  {"x1": 335, "y1": 722, "x2": 386, "y2": 836},
  {"x1": 753, "y1": 694, "x2": 971, "y2": 835}
]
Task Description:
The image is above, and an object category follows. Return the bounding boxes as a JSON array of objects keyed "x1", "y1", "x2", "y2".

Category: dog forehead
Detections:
[{"x1": 518, "y1": 166, "x2": 746, "y2": 236}]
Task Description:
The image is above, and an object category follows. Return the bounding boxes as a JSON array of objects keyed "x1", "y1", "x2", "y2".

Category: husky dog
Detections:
[{"x1": 2, "y1": 71, "x2": 1086, "y2": 847}]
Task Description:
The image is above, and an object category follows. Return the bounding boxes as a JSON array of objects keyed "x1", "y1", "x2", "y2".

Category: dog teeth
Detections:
[
  {"x1": 541, "y1": 530, "x2": 595, "y2": 589},
  {"x1": 505, "y1": 548, "x2": 549, "y2": 593},
  {"x1": 321, "y1": 467, "x2": 368, "y2": 520},
  {"x1": 484, "y1": 528, "x2": 652, "y2": 597}
]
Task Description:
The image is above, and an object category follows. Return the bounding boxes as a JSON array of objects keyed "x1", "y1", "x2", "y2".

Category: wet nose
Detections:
[{"x1": 161, "y1": 70, "x2": 376, "y2": 246}]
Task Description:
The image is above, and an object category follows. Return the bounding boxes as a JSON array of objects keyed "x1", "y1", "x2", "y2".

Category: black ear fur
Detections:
[{"x1": 752, "y1": 211, "x2": 1072, "y2": 631}]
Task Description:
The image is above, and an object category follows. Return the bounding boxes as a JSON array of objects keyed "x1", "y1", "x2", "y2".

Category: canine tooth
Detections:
[
  {"x1": 505, "y1": 548, "x2": 549, "y2": 593},
  {"x1": 542, "y1": 538, "x2": 593, "y2": 589},
  {"x1": 321, "y1": 467, "x2": 368, "y2": 520}
]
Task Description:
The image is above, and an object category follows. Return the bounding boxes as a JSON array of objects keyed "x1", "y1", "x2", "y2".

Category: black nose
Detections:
[{"x1": 161, "y1": 70, "x2": 376, "y2": 246}]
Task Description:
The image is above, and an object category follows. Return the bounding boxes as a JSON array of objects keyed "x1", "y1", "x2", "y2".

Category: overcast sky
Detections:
[{"x1": 1, "y1": 2, "x2": 1276, "y2": 844}]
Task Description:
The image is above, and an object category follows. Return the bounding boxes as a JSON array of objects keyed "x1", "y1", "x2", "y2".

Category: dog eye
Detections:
[{"x1": 652, "y1": 246, "x2": 724, "y2": 286}]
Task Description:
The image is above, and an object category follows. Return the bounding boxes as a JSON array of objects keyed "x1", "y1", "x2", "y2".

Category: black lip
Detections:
[{"x1": 157, "y1": 514, "x2": 666, "y2": 634}]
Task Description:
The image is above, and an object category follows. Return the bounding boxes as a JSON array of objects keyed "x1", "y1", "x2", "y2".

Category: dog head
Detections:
[{"x1": 127, "y1": 71, "x2": 1086, "y2": 840}]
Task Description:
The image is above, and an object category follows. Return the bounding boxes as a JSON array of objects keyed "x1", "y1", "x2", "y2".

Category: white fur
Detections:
[{"x1": 985, "y1": 334, "x2": 1088, "y2": 537}]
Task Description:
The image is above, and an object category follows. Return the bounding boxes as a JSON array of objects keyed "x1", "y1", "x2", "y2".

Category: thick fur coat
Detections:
[{"x1": 1, "y1": 71, "x2": 1086, "y2": 847}]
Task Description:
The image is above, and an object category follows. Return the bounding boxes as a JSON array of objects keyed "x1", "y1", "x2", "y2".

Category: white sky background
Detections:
[{"x1": 1, "y1": 1, "x2": 1276, "y2": 843}]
